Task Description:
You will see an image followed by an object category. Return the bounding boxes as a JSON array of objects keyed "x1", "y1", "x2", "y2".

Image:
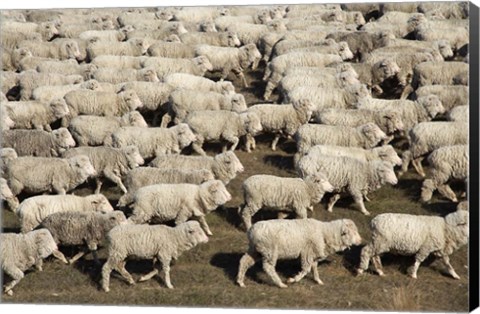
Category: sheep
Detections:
[
  {"x1": 129, "y1": 180, "x2": 231, "y2": 234},
  {"x1": 384, "y1": 38, "x2": 454, "y2": 61},
  {"x1": 91, "y1": 67, "x2": 160, "y2": 85},
  {"x1": 1, "y1": 103, "x2": 15, "y2": 131},
  {"x1": 272, "y1": 40, "x2": 354, "y2": 61},
  {"x1": 68, "y1": 112, "x2": 147, "y2": 147},
  {"x1": 226, "y1": 20, "x2": 287, "y2": 46},
  {"x1": 117, "y1": 168, "x2": 215, "y2": 207},
  {"x1": 35, "y1": 60, "x2": 97, "y2": 81},
  {"x1": 236, "y1": 218, "x2": 362, "y2": 288},
  {"x1": 355, "y1": 95, "x2": 445, "y2": 132},
  {"x1": 360, "y1": 12, "x2": 423, "y2": 38},
  {"x1": 16, "y1": 193, "x2": 113, "y2": 233},
  {"x1": 1, "y1": 177, "x2": 19, "y2": 211},
  {"x1": 117, "y1": 11, "x2": 172, "y2": 27},
  {"x1": 295, "y1": 123, "x2": 387, "y2": 155},
  {"x1": 1, "y1": 10, "x2": 27, "y2": 22},
  {"x1": 86, "y1": 38, "x2": 149, "y2": 60},
  {"x1": 150, "y1": 151, "x2": 244, "y2": 185},
  {"x1": 417, "y1": 2, "x2": 469, "y2": 19},
  {"x1": 246, "y1": 99, "x2": 315, "y2": 151},
  {"x1": 62, "y1": 146, "x2": 144, "y2": 194},
  {"x1": 447, "y1": 106, "x2": 468, "y2": 122},
  {"x1": 379, "y1": 3, "x2": 419, "y2": 14},
  {"x1": 91, "y1": 56, "x2": 148, "y2": 70},
  {"x1": 0, "y1": 20, "x2": 59, "y2": 41},
  {"x1": 263, "y1": 52, "x2": 342, "y2": 100},
  {"x1": 16, "y1": 55, "x2": 59, "y2": 72},
  {"x1": 141, "y1": 56, "x2": 213, "y2": 79},
  {"x1": 17, "y1": 39, "x2": 82, "y2": 61},
  {"x1": 57, "y1": 21, "x2": 115, "y2": 38},
  {"x1": 298, "y1": 155, "x2": 398, "y2": 215},
  {"x1": 194, "y1": 44, "x2": 262, "y2": 87},
  {"x1": 78, "y1": 26, "x2": 134, "y2": 42},
  {"x1": 173, "y1": 7, "x2": 228, "y2": 23},
  {"x1": 2, "y1": 128, "x2": 75, "y2": 158},
  {"x1": 63, "y1": 89, "x2": 143, "y2": 124},
  {"x1": 40, "y1": 211, "x2": 127, "y2": 264},
  {"x1": 215, "y1": 15, "x2": 256, "y2": 31},
  {"x1": 1, "y1": 229, "x2": 60, "y2": 296},
  {"x1": 1, "y1": 71, "x2": 21, "y2": 96},
  {"x1": 185, "y1": 110, "x2": 262, "y2": 155},
  {"x1": 357, "y1": 210, "x2": 469, "y2": 279},
  {"x1": 32, "y1": 81, "x2": 97, "y2": 104},
  {"x1": 3, "y1": 98, "x2": 70, "y2": 131},
  {"x1": 101, "y1": 221, "x2": 208, "y2": 292},
  {"x1": 414, "y1": 85, "x2": 468, "y2": 112},
  {"x1": 147, "y1": 41, "x2": 196, "y2": 59},
  {"x1": 0, "y1": 31, "x2": 42, "y2": 51},
  {"x1": 2, "y1": 48, "x2": 35, "y2": 72},
  {"x1": 5, "y1": 155, "x2": 96, "y2": 197},
  {"x1": 0, "y1": 148, "x2": 18, "y2": 176},
  {"x1": 325, "y1": 30, "x2": 392, "y2": 60},
  {"x1": 108, "y1": 124, "x2": 196, "y2": 159},
  {"x1": 400, "y1": 122, "x2": 468, "y2": 177},
  {"x1": 161, "y1": 90, "x2": 247, "y2": 127},
  {"x1": 18, "y1": 71, "x2": 83, "y2": 101},
  {"x1": 119, "y1": 82, "x2": 175, "y2": 115},
  {"x1": 412, "y1": 61, "x2": 469, "y2": 89},
  {"x1": 414, "y1": 22, "x2": 469, "y2": 52},
  {"x1": 163, "y1": 73, "x2": 235, "y2": 95},
  {"x1": 457, "y1": 201, "x2": 468, "y2": 211},
  {"x1": 421, "y1": 145, "x2": 468, "y2": 203},
  {"x1": 125, "y1": 22, "x2": 189, "y2": 41},
  {"x1": 240, "y1": 173, "x2": 333, "y2": 229},
  {"x1": 180, "y1": 31, "x2": 241, "y2": 47}
]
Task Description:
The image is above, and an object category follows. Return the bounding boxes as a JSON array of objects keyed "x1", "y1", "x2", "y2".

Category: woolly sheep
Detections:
[
  {"x1": 185, "y1": 110, "x2": 262, "y2": 155},
  {"x1": 141, "y1": 56, "x2": 213, "y2": 79},
  {"x1": 68, "y1": 112, "x2": 147, "y2": 146},
  {"x1": 326, "y1": 30, "x2": 392, "y2": 60},
  {"x1": 108, "y1": 124, "x2": 196, "y2": 159},
  {"x1": 58, "y1": 21, "x2": 115, "y2": 39},
  {"x1": 2, "y1": 48, "x2": 33, "y2": 72},
  {"x1": 78, "y1": 27, "x2": 134, "y2": 42},
  {"x1": 447, "y1": 106, "x2": 468, "y2": 122},
  {"x1": 357, "y1": 210, "x2": 469, "y2": 279},
  {"x1": 1, "y1": 104, "x2": 15, "y2": 131},
  {"x1": 32, "y1": 80, "x2": 100, "y2": 103},
  {"x1": 162, "y1": 90, "x2": 247, "y2": 127},
  {"x1": 101, "y1": 221, "x2": 209, "y2": 292},
  {"x1": 117, "y1": 168, "x2": 215, "y2": 207},
  {"x1": 1, "y1": 31, "x2": 42, "y2": 51},
  {"x1": 0, "y1": 148, "x2": 18, "y2": 176},
  {"x1": 384, "y1": 38, "x2": 454, "y2": 60},
  {"x1": 226, "y1": 21, "x2": 287, "y2": 46},
  {"x1": 17, "y1": 55, "x2": 57, "y2": 72},
  {"x1": 6, "y1": 155, "x2": 96, "y2": 197},
  {"x1": 36, "y1": 60, "x2": 97, "y2": 80},
  {"x1": 125, "y1": 22, "x2": 189, "y2": 41},
  {"x1": 2, "y1": 128, "x2": 75, "y2": 157},
  {"x1": 412, "y1": 61, "x2": 469, "y2": 88},
  {"x1": 91, "y1": 56, "x2": 148, "y2": 70},
  {"x1": 180, "y1": 31, "x2": 241, "y2": 47},
  {"x1": 17, "y1": 39, "x2": 82, "y2": 61},
  {"x1": 417, "y1": 2, "x2": 468, "y2": 19},
  {"x1": 150, "y1": 151, "x2": 244, "y2": 185},
  {"x1": 91, "y1": 67, "x2": 160, "y2": 84},
  {"x1": 1, "y1": 177, "x2": 19, "y2": 211},
  {"x1": 1, "y1": 71, "x2": 21, "y2": 96},
  {"x1": 1, "y1": 229, "x2": 60, "y2": 295},
  {"x1": 0, "y1": 20, "x2": 59, "y2": 41},
  {"x1": 295, "y1": 123, "x2": 387, "y2": 155},
  {"x1": 240, "y1": 173, "x2": 334, "y2": 229},
  {"x1": 246, "y1": 99, "x2": 315, "y2": 151},
  {"x1": 273, "y1": 41, "x2": 354, "y2": 61},
  {"x1": 173, "y1": 7, "x2": 229, "y2": 23},
  {"x1": 129, "y1": 180, "x2": 232, "y2": 235},
  {"x1": 414, "y1": 85, "x2": 468, "y2": 112},
  {"x1": 163, "y1": 73, "x2": 235, "y2": 95},
  {"x1": 86, "y1": 38, "x2": 149, "y2": 60},
  {"x1": 414, "y1": 22, "x2": 468, "y2": 51},
  {"x1": 18, "y1": 71, "x2": 83, "y2": 101},
  {"x1": 421, "y1": 145, "x2": 468, "y2": 203},
  {"x1": 62, "y1": 146, "x2": 144, "y2": 194},
  {"x1": 298, "y1": 155, "x2": 398, "y2": 215},
  {"x1": 236, "y1": 218, "x2": 362, "y2": 288},
  {"x1": 147, "y1": 41, "x2": 196, "y2": 59},
  {"x1": 119, "y1": 82, "x2": 175, "y2": 114},
  {"x1": 41, "y1": 211, "x2": 127, "y2": 264},
  {"x1": 16, "y1": 193, "x2": 113, "y2": 233}
]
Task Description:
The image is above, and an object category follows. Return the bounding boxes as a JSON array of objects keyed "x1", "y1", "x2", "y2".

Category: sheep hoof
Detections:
[
  {"x1": 286, "y1": 278, "x2": 296, "y2": 284},
  {"x1": 362, "y1": 211, "x2": 371, "y2": 216},
  {"x1": 315, "y1": 279, "x2": 324, "y2": 285},
  {"x1": 102, "y1": 287, "x2": 110, "y2": 293},
  {"x1": 378, "y1": 271, "x2": 386, "y2": 277},
  {"x1": 278, "y1": 283, "x2": 288, "y2": 288},
  {"x1": 5, "y1": 289, "x2": 13, "y2": 296},
  {"x1": 206, "y1": 231, "x2": 213, "y2": 236},
  {"x1": 166, "y1": 284, "x2": 174, "y2": 289},
  {"x1": 356, "y1": 269, "x2": 364, "y2": 276},
  {"x1": 410, "y1": 274, "x2": 417, "y2": 279},
  {"x1": 451, "y1": 273, "x2": 460, "y2": 280},
  {"x1": 237, "y1": 281, "x2": 246, "y2": 288}
]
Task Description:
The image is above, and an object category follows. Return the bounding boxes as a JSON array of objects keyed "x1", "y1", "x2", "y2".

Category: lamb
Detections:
[
  {"x1": 246, "y1": 99, "x2": 315, "y2": 151},
  {"x1": 0, "y1": 20, "x2": 59, "y2": 41},
  {"x1": 63, "y1": 89, "x2": 143, "y2": 123},
  {"x1": 18, "y1": 71, "x2": 83, "y2": 101},
  {"x1": 163, "y1": 73, "x2": 235, "y2": 95},
  {"x1": 185, "y1": 110, "x2": 262, "y2": 155},
  {"x1": 17, "y1": 39, "x2": 82, "y2": 61},
  {"x1": 194, "y1": 44, "x2": 262, "y2": 87},
  {"x1": 236, "y1": 218, "x2": 362, "y2": 288},
  {"x1": 91, "y1": 56, "x2": 148, "y2": 70},
  {"x1": 421, "y1": 145, "x2": 468, "y2": 203},
  {"x1": 412, "y1": 62, "x2": 469, "y2": 88},
  {"x1": 447, "y1": 106, "x2": 468, "y2": 122},
  {"x1": 101, "y1": 221, "x2": 209, "y2": 292},
  {"x1": 62, "y1": 146, "x2": 144, "y2": 194},
  {"x1": 108, "y1": 124, "x2": 196, "y2": 159},
  {"x1": 3, "y1": 98, "x2": 70, "y2": 131},
  {"x1": 68, "y1": 112, "x2": 148, "y2": 146},
  {"x1": 40, "y1": 211, "x2": 127, "y2": 264},
  {"x1": 32, "y1": 80, "x2": 100, "y2": 103},
  {"x1": 179, "y1": 31, "x2": 241, "y2": 47},
  {"x1": 35, "y1": 60, "x2": 97, "y2": 80},
  {"x1": 91, "y1": 67, "x2": 159, "y2": 84},
  {"x1": 128, "y1": 180, "x2": 232, "y2": 236},
  {"x1": 400, "y1": 122, "x2": 468, "y2": 177},
  {"x1": 161, "y1": 90, "x2": 247, "y2": 127},
  {"x1": 240, "y1": 173, "x2": 334, "y2": 229},
  {"x1": 117, "y1": 168, "x2": 215, "y2": 207},
  {"x1": 1, "y1": 177, "x2": 19, "y2": 211},
  {"x1": 297, "y1": 155, "x2": 398, "y2": 215},
  {"x1": 5, "y1": 155, "x2": 96, "y2": 197},
  {"x1": 16, "y1": 193, "x2": 113, "y2": 233},
  {"x1": 147, "y1": 41, "x2": 196, "y2": 59},
  {"x1": 86, "y1": 38, "x2": 150, "y2": 60},
  {"x1": 295, "y1": 123, "x2": 387, "y2": 155},
  {"x1": 150, "y1": 151, "x2": 244, "y2": 185},
  {"x1": 357, "y1": 210, "x2": 469, "y2": 279},
  {"x1": 141, "y1": 56, "x2": 213, "y2": 79},
  {"x1": 1, "y1": 229, "x2": 60, "y2": 296},
  {"x1": 414, "y1": 85, "x2": 468, "y2": 112},
  {"x1": 2, "y1": 128, "x2": 75, "y2": 158}
]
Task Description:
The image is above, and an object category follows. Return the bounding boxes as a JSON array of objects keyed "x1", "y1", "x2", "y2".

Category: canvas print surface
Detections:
[{"x1": 0, "y1": 1, "x2": 474, "y2": 312}]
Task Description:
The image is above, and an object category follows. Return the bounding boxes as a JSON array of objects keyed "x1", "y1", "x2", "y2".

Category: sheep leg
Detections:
[
  {"x1": 326, "y1": 194, "x2": 341, "y2": 212},
  {"x1": 399, "y1": 150, "x2": 412, "y2": 177},
  {"x1": 35, "y1": 259, "x2": 43, "y2": 271},
  {"x1": 437, "y1": 184, "x2": 458, "y2": 202},
  {"x1": 364, "y1": 193, "x2": 372, "y2": 202},
  {"x1": 240, "y1": 204, "x2": 257, "y2": 230},
  {"x1": 191, "y1": 135, "x2": 207, "y2": 156},
  {"x1": 311, "y1": 261, "x2": 324, "y2": 285},
  {"x1": 410, "y1": 249, "x2": 430, "y2": 279},
  {"x1": 271, "y1": 134, "x2": 281, "y2": 151},
  {"x1": 236, "y1": 250, "x2": 260, "y2": 287},
  {"x1": 357, "y1": 244, "x2": 373, "y2": 275},
  {"x1": 441, "y1": 255, "x2": 460, "y2": 279},
  {"x1": 94, "y1": 177, "x2": 103, "y2": 194},
  {"x1": 412, "y1": 157, "x2": 426, "y2": 177},
  {"x1": 103, "y1": 169, "x2": 128, "y2": 194},
  {"x1": 287, "y1": 255, "x2": 313, "y2": 284},
  {"x1": 115, "y1": 261, "x2": 135, "y2": 285},
  {"x1": 52, "y1": 249, "x2": 69, "y2": 264},
  {"x1": 371, "y1": 256, "x2": 385, "y2": 276},
  {"x1": 44, "y1": 124, "x2": 52, "y2": 132},
  {"x1": 277, "y1": 212, "x2": 289, "y2": 219},
  {"x1": 232, "y1": 69, "x2": 248, "y2": 88},
  {"x1": 382, "y1": 135, "x2": 394, "y2": 145},
  {"x1": 223, "y1": 134, "x2": 239, "y2": 152},
  {"x1": 196, "y1": 215, "x2": 213, "y2": 236},
  {"x1": 353, "y1": 192, "x2": 370, "y2": 216},
  {"x1": 138, "y1": 269, "x2": 159, "y2": 282},
  {"x1": 3, "y1": 267, "x2": 24, "y2": 296},
  {"x1": 159, "y1": 257, "x2": 174, "y2": 289},
  {"x1": 160, "y1": 113, "x2": 172, "y2": 128},
  {"x1": 262, "y1": 256, "x2": 287, "y2": 288},
  {"x1": 101, "y1": 260, "x2": 113, "y2": 292},
  {"x1": 69, "y1": 250, "x2": 87, "y2": 264}
]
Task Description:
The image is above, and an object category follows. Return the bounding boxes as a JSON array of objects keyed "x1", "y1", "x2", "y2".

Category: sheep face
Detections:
[
  {"x1": 242, "y1": 112, "x2": 263, "y2": 136},
  {"x1": 383, "y1": 110, "x2": 404, "y2": 133},
  {"x1": 219, "y1": 81, "x2": 235, "y2": 95},
  {"x1": 33, "y1": 229, "x2": 58, "y2": 259},
  {"x1": 293, "y1": 99, "x2": 315, "y2": 118},
  {"x1": 376, "y1": 161, "x2": 398, "y2": 185},
  {"x1": 244, "y1": 44, "x2": 262, "y2": 70},
  {"x1": 230, "y1": 94, "x2": 247, "y2": 112},
  {"x1": 337, "y1": 71, "x2": 360, "y2": 87},
  {"x1": 199, "y1": 169, "x2": 215, "y2": 183},
  {"x1": 1, "y1": 148, "x2": 18, "y2": 164},
  {"x1": 170, "y1": 22, "x2": 188, "y2": 35},
  {"x1": 374, "y1": 59, "x2": 400, "y2": 81},
  {"x1": 155, "y1": 9, "x2": 174, "y2": 21},
  {"x1": 87, "y1": 194, "x2": 114, "y2": 213},
  {"x1": 83, "y1": 79, "x2": 100, "y2": 91},
  {"x1": 226, "y1": 32, "x2": 241, "y2": 47},
  {"x1": 104, "y1": 211, "x2": 128, "y2": 230},
  {"x1": 142, "y1": 68, "x2": 160, "y2": 82},
  {"x1": 165, "y1": 34, "x2": 181, "y2": 42},
  {"x1": 50, "y1": 99, "x2": 70, "y2": 119},
  {"x1": 69, "y1": 155, "x2": 97, "y2": 178},
  {"x1": 39, "y1": 21, "x2": 59, "y2": 40},
  {"x1": 121, "y1": 90, "x2": 143, "y2": 111},
  {"x1": 361, "y1": 123, "x2": 387, "y2": 146},
  {"x1": 175, "y1": 124, "x2": 197, "y2": 149},
  {"x1": 353, "y1": 12, "x2": 366, "y2": 26},
  {"x1": 306, "y1": 171, "x2": 334, "y2": 203},
  {"x1": 200, "y1": 21, "x2": 217, "y2": 32},
  {"x1": 350, "y1": 84, "x2": 372, "y2": 102},
  {"x1": 218, "y1": 151, "x2": 244, "y2": 174},
  {"x1": 445, "y1": 209, "x2": 469, "y2": 245},
  {"x1": 256, "y1": 9, "x2": 272, "y2": 23},
  {"x1": 2, "y1": 108, "x2": 15, "y2": 130},
  {"x1": 181, "y1": 220, "x2": 209, "y2": 246},
  {"x1": 131, "y1": 38, "x2": 149, "y2": 55},
  {"x1": 420, "y1": 178, "x2": 435, "y2": 202},
  {"x1": 194, "y1": 56, "x2": 214, "y2": 73},
  {"x1": 338, "y1": 42, "x2": 354, "y2": 60},
  {"x1": 202, "y1": 180, "x2": 232, "y2": 208},
  {"x1": 12, "y1": 48, "x2": 33, "y2": 64},
  {"x1": 123, "y1": 145, "x2": 144, "y2": 168},
  {"x1": 125, "y1": 111, "x2": 148, "y2": 127},
  {"x1": 436, "y1": 40, "x2": 454, "y2": 59},
  {"x1": 61, "y1": 40, "x2": 82, "y2": 60},
  {"x1": 340, "y1": 219, "x2": 362, "y2": 248},
  {"x1": 0, "y1": 178, "x2": 14, "y2": 199},
  {"x1": 419, "y1": 95, "x2": 445, "y2": 118},
  {"x1": 377, "y1": 145, "x2": 402, "y2": 166},
  {"x1": 53, "y1": 128, "x2": 76, "y2": 150},
  {"x1": 67, "y1": 75, "x2": 84, "y2": 85}
]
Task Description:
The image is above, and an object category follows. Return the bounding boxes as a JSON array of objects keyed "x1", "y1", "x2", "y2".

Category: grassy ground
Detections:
[{"x1": 0, "y1": 66, "x2": 469, "y2": 311}]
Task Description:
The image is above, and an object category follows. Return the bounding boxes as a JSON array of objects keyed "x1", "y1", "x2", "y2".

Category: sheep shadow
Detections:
[
  {"x1": 263, "y1": 154, "x2": 294, "y2": 171},
  {"x1": 215, "y1": 206, "x2": 243, "y2": 229},
  {"x1": 422, "y1": 201, "x2": 456, "y2": 216},
  {"x1": 1, "y1": 227, "x2": 20, "y2": 233},
  {"x1": 341, "y1": 245, "x2": 364, "y2": 275},
  {"x1": 394, "y1": 178, "x2": 422, "y2": 201}
]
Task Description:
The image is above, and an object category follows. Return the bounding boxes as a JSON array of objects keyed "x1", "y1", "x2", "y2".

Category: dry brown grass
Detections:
[{"x1": 388, "y1": 283, "x2": 422, "y2": 311}]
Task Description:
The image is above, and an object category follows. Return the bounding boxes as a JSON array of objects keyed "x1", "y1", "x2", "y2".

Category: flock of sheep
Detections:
[{"x1": 0, "y1": 1, "x2": 470, "y2": 298}]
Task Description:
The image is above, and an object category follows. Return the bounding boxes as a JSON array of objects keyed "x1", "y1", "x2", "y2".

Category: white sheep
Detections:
[
  {"x1": 125, "y1": 22, "x2": 188, "y2": 41},
  {"x1": 1, "y1": 177, "x2": 19, "y2": 211},
  {"x1": 18, "y1": 70, "x2": 84, "y2": 100},
  {"x1": 78, "y1": 27, "x2": 134, "y2": 42},
  {"x1": 412, "y1": 61, "x2": 469, "y2": 88},
  {"x1": 180, "y1": 31, "x2": 242, "y2": 47},
  {"x1": 236, "y1": 218, "x2": 362, "y2": 288},
  {"x1": 447, "y1": 105, "x2": 468, "y2": 122},
  {"x1": 0, "y1": 148, "x2": 18, "y2": 176},
  {"x1": 35, "y1": 60, "x2": 97, "y2": 80},
  {"x1": 349, "y1": 59, "x2": 401, "y2": 95},
  {"x1": 357, "y1": 210, "x2": 469, "y2": 279},
  {"x1": 119, "y1": 81, "x2": 175, "y2": 115},
  {"x1": 101, "y1": 221, "x2": 209, "y2": 292},
  {"x1": 1, "y1": 103, "x2": 15, "y2": 131},
  {"x1": 91, "y1": 67, "x2": 160, "y2": 84},
  {"x1": 17, "y1": 39, "x2": 82, "y2": 61},
  {"x1": 91, "y1": 55, "x2": 148, "y2": 70},
  {"x1": 141, "y1": 56, "x2": 213, "y2": 79},
  {"x1": 1, "y1": 30, "x2": 42, "y2": 51},
  {"x1": 163, "y1": 73, "x2": 235, "y2": 95},
  {"x1": 414, "y1": 85, "x2": 468, "y2": 112},
  {"x1": 147, "y1": 41, "x2": 196, "y2": 59},
  {"x1": 2, "y1": 128, "x2": 75, "y2": 157},
  {"x1": 86, "y1": 38, "x2": 150, "y2": 60},
  {"x1": 1, "y1": 20, "x2": 59, "y2": 41},
  {"x1": 32, "y1": 80, "x2": 100, "y2": 103}
]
